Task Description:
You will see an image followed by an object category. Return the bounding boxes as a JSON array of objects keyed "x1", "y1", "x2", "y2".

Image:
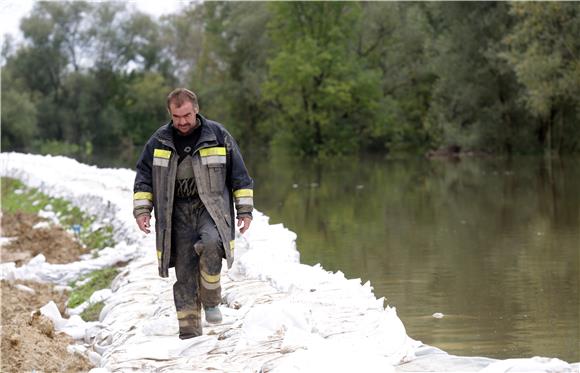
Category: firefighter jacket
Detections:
[{"x1": 133, "y1": 114, "x2": 254, "y2": 277}]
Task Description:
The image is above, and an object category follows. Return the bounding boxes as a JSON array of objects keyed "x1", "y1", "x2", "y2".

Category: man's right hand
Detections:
[{"x1": 136, "y1": 214, "x2": 151, "y2": 234}]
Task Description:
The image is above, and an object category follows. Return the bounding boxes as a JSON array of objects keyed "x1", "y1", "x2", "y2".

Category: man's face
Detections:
[{"x1": 170, "y1": 101, "x2": 198, "y2": 135}]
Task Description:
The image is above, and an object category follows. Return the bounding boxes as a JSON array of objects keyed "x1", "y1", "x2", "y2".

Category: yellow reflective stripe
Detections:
[
  {"x1": 134, "y1": 192, "x2": 153, "y2": 201},
  {"x1": 177, "y1": 310, "x2": 199, "y2": 319},
  {"x1": 200, "y1": 278, "x2": 221, "y2": 290},
  {"x1": 200, "y1": 147, "x2": 226, "y2": 157},
  {"x1": 230, "y1": 240, "x2": 235, "y2": 256},
  {"x1": 234, "y1": 189, "x2": 253, "y2": 198},
  {"x1": 178, "y1": 318, "x2": 199, "y2": 328},
  {"x1": 200, "y1": 270, "x2": 220, "y2": 283},
  {"x1": 153, "y1": 149, "x2": 172, "y2": 159},
  {"x1": 157, "y1": 250, "x2": 162, "y2": 260}
]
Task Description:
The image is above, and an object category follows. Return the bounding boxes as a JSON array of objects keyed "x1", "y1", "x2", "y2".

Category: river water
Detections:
[
  {"x1": 244, "y1": 154, "x2": 579, "y2": 363},
  {"x1": 88, "y1": 149, "x2": 578, "y2": 362}
]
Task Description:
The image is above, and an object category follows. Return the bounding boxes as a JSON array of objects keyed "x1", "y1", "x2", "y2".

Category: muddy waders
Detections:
[{"x1": 172, "y1": 199, "x2": 224, "y2": 339}]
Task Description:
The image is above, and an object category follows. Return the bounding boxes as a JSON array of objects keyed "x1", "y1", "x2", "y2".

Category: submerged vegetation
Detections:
[{"x1": 1, "y1": 2, "x2": 578, "y2": 161}]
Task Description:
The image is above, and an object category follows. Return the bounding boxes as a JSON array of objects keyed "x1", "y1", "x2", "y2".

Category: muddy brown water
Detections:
[{"x1": 246, "y1": 155, "x2": 579, "y2": 363}]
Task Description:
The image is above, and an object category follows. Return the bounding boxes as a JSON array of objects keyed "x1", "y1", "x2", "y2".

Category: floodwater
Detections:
[{"x1": 245, "y1": 154, "x2": 579, "y2": 363}]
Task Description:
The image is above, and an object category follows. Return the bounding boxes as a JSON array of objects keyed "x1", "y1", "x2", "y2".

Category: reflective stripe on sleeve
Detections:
[
  {"x1": 233, "y1": 189, "x2": 253, "y2": 198},
  {"x1": 235, "y1": 197, "x2": 253, "y2": 206},
  {"x1": 234, "y1": 189, "x2": 253, "y2": 207},
  {"x1": 133, "y1": 199, "x2": 152, "y2": 209},
  {"x1": 134, "y1": 192, "x2": 153, "y2": 201}
]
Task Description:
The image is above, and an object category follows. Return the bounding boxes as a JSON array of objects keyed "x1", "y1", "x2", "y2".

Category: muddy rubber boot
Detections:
[{"x1": 204, "y1": 306, "x2": 222, "y2": 324}]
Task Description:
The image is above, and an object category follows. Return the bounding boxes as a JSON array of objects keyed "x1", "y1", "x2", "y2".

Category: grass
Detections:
[
  {"x1": 80, "y1": 301, "x2": 105, "y2": 322},
  {"x1": 67, "y1": 268, "x2": 119, "y2": 309},
  {"x1": 1, "y1": 177, "x2": 115, "y2": 250}
]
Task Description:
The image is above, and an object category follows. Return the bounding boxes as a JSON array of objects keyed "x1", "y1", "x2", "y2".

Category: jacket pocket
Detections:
[{"x1": 208, "y1": 164, "x2": 225, "y2": 193}]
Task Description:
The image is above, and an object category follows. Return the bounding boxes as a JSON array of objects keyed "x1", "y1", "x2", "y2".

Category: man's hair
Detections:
[{"x1": 166, "y1": 88, "x2": 199, "y2": 111}]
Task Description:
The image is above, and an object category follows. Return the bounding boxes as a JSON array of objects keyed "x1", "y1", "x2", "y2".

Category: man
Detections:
[{"x1": 133, "y1": 88, "x2": 253, "y2": 339}]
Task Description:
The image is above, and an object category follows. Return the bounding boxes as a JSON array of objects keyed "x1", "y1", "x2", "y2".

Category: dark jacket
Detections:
[{"x1": 133, "y1": 114, "x2": 254, "y2": 277}]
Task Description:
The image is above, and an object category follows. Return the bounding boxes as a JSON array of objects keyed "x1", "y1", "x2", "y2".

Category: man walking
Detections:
[{"x1": 133, "y1": 88, "x2": 253, "y2": 339}]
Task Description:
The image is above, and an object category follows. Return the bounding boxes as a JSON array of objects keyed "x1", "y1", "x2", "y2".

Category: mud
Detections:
[
  {"x1": 1, "y1": 212, "x2": 88, "y2": 265},
  {"x1": 1, "y1": 211, "x2": 93, "y2": 372}
]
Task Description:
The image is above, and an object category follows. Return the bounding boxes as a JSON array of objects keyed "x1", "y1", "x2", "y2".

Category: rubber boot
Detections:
[{"x1": 204, "y1": 306, "x2": 222, "y2": 324}]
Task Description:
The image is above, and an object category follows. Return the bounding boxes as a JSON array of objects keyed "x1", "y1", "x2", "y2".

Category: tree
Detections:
[
  {"x1": 180, "y1": 2, "x2": 272, "y2": 148},
  {"x1": 503, "y1": 2, "x2": 580, "y2": 154},
  {"x1": 425, "y1": 2, "x2": 529, "y2": 154},
  {"x1": 1, "y1": 69, "x2": 38, "y2": 149},
  {"x1": 264, "y1": 2, "x2": 381, "y2": 157},
  {"x1": 122, "y1": 72, "x2": 172, "y2": 144},
  {"x1": 355, "y1": 3, "x2": 436, "y2": 153}
]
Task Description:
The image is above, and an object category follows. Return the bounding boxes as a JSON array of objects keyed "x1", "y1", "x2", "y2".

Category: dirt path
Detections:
[{"x1": 1, "y1": 211, "x2": 93, "y2": 372}]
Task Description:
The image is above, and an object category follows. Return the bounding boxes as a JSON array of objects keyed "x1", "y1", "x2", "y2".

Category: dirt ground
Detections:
[
  {"x1": 1, "y1": 212, "x2": 88, "y2": 265},
  {"x1": 1, "y1": 211, "x2": 93, "y2": 372}
]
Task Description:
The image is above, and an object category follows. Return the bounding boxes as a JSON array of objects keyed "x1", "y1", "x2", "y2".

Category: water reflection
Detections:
[{"x1": 245, "y1": 154, "x2": 579, "y2": 362}]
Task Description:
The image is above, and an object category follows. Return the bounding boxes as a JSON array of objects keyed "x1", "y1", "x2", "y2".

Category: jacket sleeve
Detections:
[
  {"x1": 133, "y1": 140, "x2": 155, "y2": 218},
  {"x1": 225, "y1": 132, "x2": 254, "y2": 218}
]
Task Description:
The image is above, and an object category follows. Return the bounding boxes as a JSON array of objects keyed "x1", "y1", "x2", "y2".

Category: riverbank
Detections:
[{"x1": 1, "y1": 152, "x2": 577, "y2": 372}]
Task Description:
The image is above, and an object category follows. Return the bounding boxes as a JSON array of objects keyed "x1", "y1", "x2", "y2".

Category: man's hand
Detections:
[
  {"x1": 136, "y1": 214, "x2": 151, "y2": 234},
  {"x1": 237, "y1": 216, "x2": 252, "y2": 234}
]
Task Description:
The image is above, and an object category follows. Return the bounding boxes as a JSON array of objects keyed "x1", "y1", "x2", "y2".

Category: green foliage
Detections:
[
  {"x1": 1, "y1": 1, "x2": 579, "y2": 159},
  {"x1": 1, "y1": 178, "x2": 43, "y2": 215},
  {"x1": 122, "y1": 72, "x2": 172, "y2": 143},
  {"x1": 356, "y1": 3, "x2": 437, "y2": 153},
  {"x1": 264, "y1": 2, "x2": 381, "y2": 157},
  {"x1": 425, "y1": 3, "x2": 520, "y2": 153},
  {"x1": 67, "y1": 268, "x2": 119, "y2": 308},
  {"x1": 187, "y1": 2, "x2": 272, "y2": 148},
  {"x1": 502, "y1": 2, "x2": 580, "y2": 154},
  {"x1": 83, "y1": 225, "x2": 116, "y2": 252},
  {"x1": 0, "y1": 89, "x2": 38, "y2": 149},
  {"x1": 80, "y1": 301, "x2": 105, "y2": 321},
  {"x1": 34, "y1": 140, "x2": 82, "y2": 157},
  {"x1": 1, "y1": 63, "x2": 38, "y2": 150}
]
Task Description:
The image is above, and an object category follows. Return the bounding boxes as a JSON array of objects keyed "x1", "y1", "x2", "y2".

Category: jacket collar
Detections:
[
  {"x1": 195, "y1": 114, "x2": 218, "y2": 150},
  {"x1": 155, "y1": 114, "x2": 217, "y2": 152}
]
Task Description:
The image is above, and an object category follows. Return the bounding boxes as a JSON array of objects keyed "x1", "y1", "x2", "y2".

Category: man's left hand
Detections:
[{"x1": 237, "y1": 216, "x2": 252, "y2": 234}]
